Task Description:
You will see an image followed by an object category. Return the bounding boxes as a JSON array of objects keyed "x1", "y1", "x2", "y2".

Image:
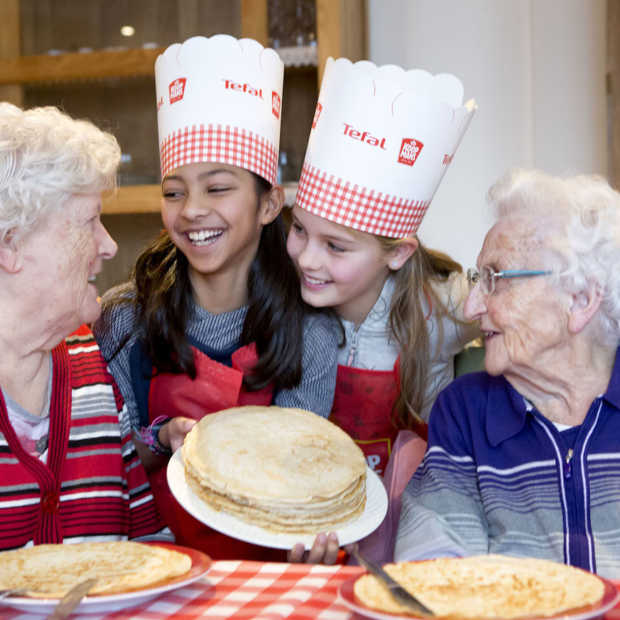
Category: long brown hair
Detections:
[
  {"x1": 111, "y1": 174, "x2": 310, "y2": 391},
  {"x1": 378, "y1": 238, "x2": 463, "y2": 428}
]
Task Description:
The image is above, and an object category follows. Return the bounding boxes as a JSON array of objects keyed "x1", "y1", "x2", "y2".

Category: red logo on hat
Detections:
[
  {"x1": 312, "y1": 102, "x2": 323, "y2": 129},
  {"x1": 398, "y1": 138, "x2": 424, "y2": 166},
  {"x1": 223, "y1": 79, "x2": 264, "y2": 99},
  {"x1": 169, "y1": 78, "x2": 187, "y2": 104},
  {"x1": 343, "y1": 123, "x2": 387, "y2": 149},
  {"x1": 272, "y1": 91, "x2": 281, "y2": 119}
]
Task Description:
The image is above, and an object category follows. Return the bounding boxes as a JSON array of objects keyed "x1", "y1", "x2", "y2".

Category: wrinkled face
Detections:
[
  {"x1": 20, "y1": 192, "x2": 117, "y2": 341},
  {"x1": 161, "y1": 162, "x2": 267, "y2": 287},
  {"x1": 286, "y1": 206, "x2": 392, "y2": 324},
  {"x1": 464, "y1": 217, "x2": 569, "y2": 380}
]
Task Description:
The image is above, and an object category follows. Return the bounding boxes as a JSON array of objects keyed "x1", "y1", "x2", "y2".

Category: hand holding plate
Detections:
[{"x1": 288, "y1": 532, "x2": 340, "y2": 564}]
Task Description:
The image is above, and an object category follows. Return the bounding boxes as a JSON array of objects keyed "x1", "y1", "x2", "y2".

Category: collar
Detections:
[
  {"x1": 485, "y1": 375, "x2": 529, "y2": 447},
  {"x1": 486, "y1": 346, "x2": 620, "y2": 447}
]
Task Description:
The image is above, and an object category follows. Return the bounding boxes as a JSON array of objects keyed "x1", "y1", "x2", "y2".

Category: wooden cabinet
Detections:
[
  {"x1": 0, "y1": 0, "x2": 366, "y2": 211},
  {"x1": 0, "y1": 0, "x2": 365, "y2": 290}
]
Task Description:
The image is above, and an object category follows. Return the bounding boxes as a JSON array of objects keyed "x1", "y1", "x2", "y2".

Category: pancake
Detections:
[
  {"x1": 0, "y1": 541, "x2": 192, "y2": 598},
  {"x1": 353, "y1": 555, "x2": 605, "y2": 619},
  {"x1": 182, "y1": 405, "x2": 367, "y2": 533}
]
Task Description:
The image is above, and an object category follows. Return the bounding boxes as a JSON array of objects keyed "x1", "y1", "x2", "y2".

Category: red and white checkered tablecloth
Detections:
[
  {"x1": 3, "y1": 562, "x2": 620, "y2": 619},
  {"x1": 1, "y1": 561, "x2": 365, "y2": 620},
  {"x1": 92, "y1": 565, "x2": 620, "y2": 620}
]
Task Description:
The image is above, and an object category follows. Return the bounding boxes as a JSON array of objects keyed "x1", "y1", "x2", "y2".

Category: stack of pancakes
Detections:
[
  {"x1": 182, "y1": 406, "x2": 367, "y2": 533},
  {"x1": 354, "y1": 554, "x2": 605, "y2": 618},
  {"x1": 0, "y1": 542, "x2": 192, "y2": 597}
]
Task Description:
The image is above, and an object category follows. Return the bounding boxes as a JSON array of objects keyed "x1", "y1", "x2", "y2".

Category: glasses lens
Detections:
[
  {"x1": 466, "y1": 268, "x2": 479, "y2": 289},
  {"x1": 482, "y1": 266, "x2": 495, "y2": 294}
]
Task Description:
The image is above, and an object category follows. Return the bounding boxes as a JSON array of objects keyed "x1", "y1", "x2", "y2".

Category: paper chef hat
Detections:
[
  {"x1": 155, "y1": 35, "x2": 284, "y2": 184},
  {"x1": 296, "y1": 58, "x2": 477, "y2": 238}
]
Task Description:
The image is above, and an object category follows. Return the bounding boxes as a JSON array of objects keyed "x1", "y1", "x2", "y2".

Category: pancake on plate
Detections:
[
  {"x1": 353, "y1": 554, "x2": 605, "y2": 618},
  {"x1": 182, "y1": 405, "x2": 367, "y2": 533},
  {"x1": 0, "y1": 541, "x2": 192, "y2": 598}
]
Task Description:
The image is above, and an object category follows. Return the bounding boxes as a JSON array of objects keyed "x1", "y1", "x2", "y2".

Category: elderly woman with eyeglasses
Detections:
[{"x1": 395, "y1": 168, "x2": 620, "y2": 578}]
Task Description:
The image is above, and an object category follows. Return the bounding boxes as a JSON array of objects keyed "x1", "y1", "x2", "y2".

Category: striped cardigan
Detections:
[
  {"x1": 0, "y1": 326, "x2": 168, "y2": 550},
  {"x1": 395, "y1": 350, "x2": 620, "y2": 579}
]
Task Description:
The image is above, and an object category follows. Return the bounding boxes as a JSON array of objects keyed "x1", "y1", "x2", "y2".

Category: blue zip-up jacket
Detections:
[{"x1": 395, "y1": 349, "x2": 620, "y2": 578}]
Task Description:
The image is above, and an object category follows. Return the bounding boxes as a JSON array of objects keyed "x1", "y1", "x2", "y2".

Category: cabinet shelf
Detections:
[
  {"x1": 0, "y1": 47, "x2": 164, "y2": 85},
  {"x1": 0, "y1": 44, "x2": 319, "y2": 87},
  {"x1": 103, "y1": 184, "x2": 161, "y2": 215},
  {"x1": 102, "y1": 181, "x2": 299, "y2": 215}
]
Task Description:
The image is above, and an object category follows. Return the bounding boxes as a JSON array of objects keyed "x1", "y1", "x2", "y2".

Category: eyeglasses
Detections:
[{"x1": 466, "y1": 266, "x2": 552, "y2": 295}]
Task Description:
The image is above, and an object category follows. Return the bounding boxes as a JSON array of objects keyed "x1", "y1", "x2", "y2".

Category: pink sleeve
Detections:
[{"x1": 355, "y1": 430, "x2": 427, "y2": 564}]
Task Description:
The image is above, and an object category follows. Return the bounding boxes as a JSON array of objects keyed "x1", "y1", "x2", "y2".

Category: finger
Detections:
[
  {"x1": 305, "y1": 533, "x2": 328, "y2": 564},
  {"x1": 287, "y1": 543, "x2": 306, "y2": 563},
  {"x1": 322, "y1": 532, "x2": 340, "y2": 565},
  {"x1": 169, "y1": 418, "x2": 196, "y2": 451},
  {"x1": 180, "y1": 418, "x2": 196, "y2": 433}
]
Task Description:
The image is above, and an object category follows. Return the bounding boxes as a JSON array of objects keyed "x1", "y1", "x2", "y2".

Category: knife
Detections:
[
  {"x1": 349, "y1": 546, "x2": 434, "y2": 616},
  {"x1": 47, "y1": 578, "x2": 97, "y2": 619}
]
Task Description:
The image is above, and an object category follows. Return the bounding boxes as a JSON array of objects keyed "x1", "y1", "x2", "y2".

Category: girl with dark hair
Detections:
[{"x1": 94, "y1": 36, "x2": 338, "y2": 560}]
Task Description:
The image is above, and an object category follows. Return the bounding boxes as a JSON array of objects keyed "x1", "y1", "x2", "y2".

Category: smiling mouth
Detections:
[
  {"x1": 483, "y1": 330, "x2": 500, "y2": 340},
  {"x1": 302, "y1": 273, "x2": 331, "y2": 287},
  {"x1": 187, "y1": 229, "x2": 224, "y2": 246}
]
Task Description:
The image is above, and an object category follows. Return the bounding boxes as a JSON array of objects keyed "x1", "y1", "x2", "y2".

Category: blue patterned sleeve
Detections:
[
  {"x1": 274, "y1": 312, "x2": 340, "y2": 417},
  {"x1": 93, "y1": 284, "x2": 142, "y2": 432},
  {"x1": 395, "y1": 380, "x2": 490, "y2": 561}
]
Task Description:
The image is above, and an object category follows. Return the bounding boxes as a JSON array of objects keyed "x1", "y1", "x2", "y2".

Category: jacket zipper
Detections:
[
  {"x1": 346, "y1": 326, "x2": 360, "y2": 367},
  {"x1": 564, "y1": 448, "x2": 573, "y2": 479}
]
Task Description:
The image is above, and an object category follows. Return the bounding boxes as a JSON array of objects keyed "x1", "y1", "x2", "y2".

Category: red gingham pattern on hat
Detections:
[
  {"x1": 160, "y1": 124, "x2": 278, "y2": 184},
  {"x1": 296, "y1": 163, "x2": 430, "y2": 238}
]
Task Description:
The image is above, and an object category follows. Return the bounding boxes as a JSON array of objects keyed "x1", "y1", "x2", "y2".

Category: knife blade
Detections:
[
  {"x1": 349, "y1": 546, "x2": 434, "y2": 616},
  {"x1": 47, "y1": 578, "x2": 97, "y2": 619}
]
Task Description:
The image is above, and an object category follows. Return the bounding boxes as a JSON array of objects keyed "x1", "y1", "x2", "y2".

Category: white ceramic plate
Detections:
[
  {"x1": 168, "y1": 448, "x2": 388, "y2": 550},
  {"x1": 338, "y1": 572, "x2": 620, "y2": 620},
  {"x1": 0, "y1": 543, "x2": 211, "y2": 616}
]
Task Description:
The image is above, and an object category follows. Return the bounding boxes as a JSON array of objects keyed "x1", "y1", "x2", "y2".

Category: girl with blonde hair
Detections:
[{"x1": 287, "y1": 57, "x2": 479, "y2": 478}]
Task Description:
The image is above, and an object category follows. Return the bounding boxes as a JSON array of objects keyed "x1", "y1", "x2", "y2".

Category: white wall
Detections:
[{"x1": 367, "y1": 0, "x2": 608, "y2": 269}]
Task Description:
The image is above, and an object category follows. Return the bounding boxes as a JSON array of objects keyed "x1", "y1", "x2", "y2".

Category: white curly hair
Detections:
[
  {"x1": 488, "y1": 168, "x2": 620, "y2": 344},
  {"x1": 0, "y1": 103, "x2": 121, "y2": 245}
]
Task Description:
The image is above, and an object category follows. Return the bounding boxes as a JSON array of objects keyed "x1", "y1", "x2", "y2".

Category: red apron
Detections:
[
  {"x1": 147, "y1": 343, "x2": 283, "y2": 560},
  {"x1": 329, "y1": 358, "x2": 427, "y2": 476}
]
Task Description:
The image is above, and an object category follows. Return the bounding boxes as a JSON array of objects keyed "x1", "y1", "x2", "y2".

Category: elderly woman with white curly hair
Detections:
[
  {"x1": 0, "y1": 103, "x2": 168, "y2": 549},
  {"x1": 396, "y1": 168, "x2": 620, "y2": 578}
]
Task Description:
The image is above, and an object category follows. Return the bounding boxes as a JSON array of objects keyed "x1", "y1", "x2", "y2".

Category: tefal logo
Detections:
[
  {"x1": 312, "y1": 102, "x2": 323, "y2": 129},
  {"x1": 169, "y1": 78, "x2": 187, "y2": 104},
  {"x1": 223, "y1": 79, "x2": 263, "y2": 98},
  {"x1": 343, "y1": 123, "x2": 386, "y2": 149},
  {"x1": 398, "y1": 138, "x2": 424, "y2": 166},
  {"x1": 272, "y1": 91, "x2": 281, "y2": 119},
  {"x1": 157, "y1": 96, "x2": 165, "y2": 111},
  {"x1": 443, "y1": 153, "x2": 454, "y2": 165}
]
